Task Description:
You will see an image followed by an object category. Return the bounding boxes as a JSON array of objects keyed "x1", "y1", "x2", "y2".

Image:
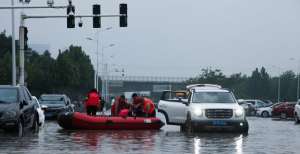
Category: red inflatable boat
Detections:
[{"x1": 57, "y1": 112, "x2": 165, "y2": 130}]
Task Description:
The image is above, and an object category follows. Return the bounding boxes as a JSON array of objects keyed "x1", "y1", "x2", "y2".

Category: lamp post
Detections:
[
  {"x1": 289, "y1": 58, "x2": 300, "y2": 101},
  {"x1": 11, "y1": 0, "x2": 16, "y2": 86},
  {"x1": 101, "y1": 43, "x2": 115, "y2": 102},
  {"x1": 85, "y1": 27, "x2": 112, "y2": 91},
  {"x1": 271, "y1": 65, "x2": 282, "y2": 103},
  {"x1": 105, "y1": 64, "x2": 125, "y2": 104},
  {"x1": 86, "y1": 36, "x2": 99, "y2": 90}
]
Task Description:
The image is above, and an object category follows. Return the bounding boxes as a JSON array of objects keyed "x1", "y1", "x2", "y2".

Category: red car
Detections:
[{"x1": 272, "y1": 102, "x2": 296, "y2": 119}]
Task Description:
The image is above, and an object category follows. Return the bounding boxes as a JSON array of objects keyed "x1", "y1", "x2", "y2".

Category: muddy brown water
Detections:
[{"x1": 0, "y1": 114, "x2": 299, "y2": 154}]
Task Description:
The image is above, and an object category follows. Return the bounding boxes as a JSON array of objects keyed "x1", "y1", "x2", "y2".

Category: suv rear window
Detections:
[
  {"x1": 41, "y1": 95, "x2": 64, "y2": 101},
  {"x1": 0, "y1": 88, "x2": 18, "y2": 103},
  {"x1": 192, "y1": 92, "x2": 235, "y2": 103}
]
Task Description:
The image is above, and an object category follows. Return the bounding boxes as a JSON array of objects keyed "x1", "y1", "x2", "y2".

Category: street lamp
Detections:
[
  {"x1": 85, "y1": 27, "x2": 113, "y2": 91},
  {"x1": 289, "y1": 58, "x2": 300, "y2": 102},
  {"x1": 86, "y1": 37, "x2": 99, "y2": 90},
  {"x1": 101, "y1": 43, "x2": 115, "y2": 102},
  {"x1": 271, "y1": 65, "x2": 282, "y2": 103},
  {"x1": 11, "y1": 0, "x2": 16, "y2": 86}
]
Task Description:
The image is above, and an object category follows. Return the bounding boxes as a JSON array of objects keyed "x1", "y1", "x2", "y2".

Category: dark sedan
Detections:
[
  {"x1": 0, "y1": 85, "x2": 39, "y2": 136},
  {"x1": 40, "y1": 94, "x2": 74, "y2": 119}
]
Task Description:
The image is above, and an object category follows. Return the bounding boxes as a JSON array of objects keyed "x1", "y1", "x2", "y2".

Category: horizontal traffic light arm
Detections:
[
  {"x1": 0, "y1": 6, "x2": 67, "y2": 9},
  {"x1": 23, "y1": 14, "x2": 126, "y2": 19}
]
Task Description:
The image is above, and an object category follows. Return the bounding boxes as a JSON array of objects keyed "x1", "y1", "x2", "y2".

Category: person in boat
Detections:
[
  {"x1": 85, "y1": 88, "x2": 101, "y2": 116},
  {"x1": 131, "y1": 93, "x2": 156, "y2": 117},
  {"x1": 99, "y1": 94, "x2": 106, "y2": 114},
  {"x1": 111, "y1": 95, "x2": 130, "y2": 116}
]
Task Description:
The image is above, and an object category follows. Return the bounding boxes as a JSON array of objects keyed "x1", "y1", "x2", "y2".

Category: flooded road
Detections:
[{"x1": 0, "y1": 115, "x2": 300, "y2": 154}]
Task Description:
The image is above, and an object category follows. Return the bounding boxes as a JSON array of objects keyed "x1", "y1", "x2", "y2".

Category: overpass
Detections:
[{"x1": 101, "y1": 75, "x2": 190, "y2": 103}]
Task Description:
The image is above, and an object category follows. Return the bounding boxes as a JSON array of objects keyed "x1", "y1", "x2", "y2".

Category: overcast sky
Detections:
[{"x1": 1, "y1": 0, "x2": 300, "y2": 77}]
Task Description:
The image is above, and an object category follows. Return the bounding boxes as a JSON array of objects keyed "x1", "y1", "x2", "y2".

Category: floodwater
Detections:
[{"x1": 0, "y1": 114, "x2": 300, "y2": 154}]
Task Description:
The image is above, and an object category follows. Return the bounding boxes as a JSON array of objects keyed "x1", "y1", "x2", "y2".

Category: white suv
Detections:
[
  {"x1": 158, "y1": 84, "x2": 248, "y2": 133},
  {"x1": 294, "y1": 100, "x2": 300, "y2": 123}
]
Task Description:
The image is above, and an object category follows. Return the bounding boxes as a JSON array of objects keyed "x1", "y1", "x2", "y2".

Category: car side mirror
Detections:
[
  {"x1": 41, "y1": 105, "x2": 48, "y2": 110},
  {"x1": 20, "y1": 100, "x2": 28, "y2": 108},
  {"x1": 22, "y1": 100, "x2": 28, "y2": 106},
  {"x1": 178, "y1": 97, "x2": 182, "y2": 102},
  {"x1": 180, "y1": 99, "x2": 189, "y2": 106}
]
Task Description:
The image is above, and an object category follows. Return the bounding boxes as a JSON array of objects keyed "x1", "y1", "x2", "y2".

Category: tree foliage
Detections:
[
  {"x1": 188, "y1": 67, "x2": 299, "y2": 102},
  {"x1": 0, "y1": 31, "x2": 94, "y2": 100}
]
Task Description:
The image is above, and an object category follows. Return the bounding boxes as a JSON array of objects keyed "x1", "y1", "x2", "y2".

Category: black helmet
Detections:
[
  {"x1": 131, "y1": 93, "x2": 138, "y2": 98},
  {"x1": 90, "y1": 88, "x2": 98, "y2": 93},
  {"x1": 120, "y1": 95, "x2": 126, "y2": 99}
]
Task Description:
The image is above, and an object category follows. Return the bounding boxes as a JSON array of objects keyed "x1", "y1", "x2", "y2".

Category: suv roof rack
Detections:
[{"x1": 186, "y1": 84, "x2": 222, "y2": 89}]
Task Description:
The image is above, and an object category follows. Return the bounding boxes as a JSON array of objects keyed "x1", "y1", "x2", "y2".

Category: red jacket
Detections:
[
  {"x1": 85, "y1": 92, "x2": 100, "y2": 108},
  {"x1": 143, "y1": 98, "x2": 155, "y2": 114}
]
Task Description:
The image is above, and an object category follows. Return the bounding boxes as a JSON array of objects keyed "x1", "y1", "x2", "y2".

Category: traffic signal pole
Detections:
[
  {"x1": 1, "y1": 3, "x2": 127, "y2": 86},
  {"x1": 18, "y1": 14, "x2": 125, "y2": 85},
  {"x1": 22, "y1": 14, "x2": 125, "y2": 19},
  {"x1": 19, "y1": 15, "x2": 25, "y2": 85},
  {"x1": 0, "y1": 5, "x2": 68, "y2": 86},
  {"x1": 11, "y1": 0, "x2": 16, "y2": 86}
]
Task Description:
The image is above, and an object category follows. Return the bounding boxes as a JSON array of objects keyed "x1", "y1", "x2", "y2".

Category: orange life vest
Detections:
[
  {"x1": 85, "y1": 92, "x2": 100, "y2": 108},
  {"x1": 143, "y1": 98, "x2": 155, "y2": 114}
]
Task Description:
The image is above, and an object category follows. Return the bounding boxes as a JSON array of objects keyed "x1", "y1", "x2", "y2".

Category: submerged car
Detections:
[
  {"x1": 272, "y1": 102, "x2": 296, "y2": 119},
  {"x1": 39, "y1": 94, "x2": 74, "y2": 119},
  {"x1": 32, "y1": 96, "x2": 45, "y2": 126},
  {"x1": 0, "y1": 85, "x2": 39, "y2": 136},
  {"x1": 158, "y1": 84, "x2": 248, "y2": 133}
]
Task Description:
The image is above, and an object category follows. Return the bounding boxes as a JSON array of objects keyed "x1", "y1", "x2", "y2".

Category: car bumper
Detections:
[
  {"x1": 44, "y1": 110, "x2": 64, "y2": 119},
  {"x1": 0, "y1": 119, "x2": 18, "y2": 129},
  {"x1": 190, "y1": 120, "x2": 248, "y2": 133}
]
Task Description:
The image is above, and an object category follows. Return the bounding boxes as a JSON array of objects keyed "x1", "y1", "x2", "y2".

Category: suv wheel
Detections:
[
  {"x1": 184, "y1": 113, "x2": 193, "y2": 133},
  {"x1": 241, "y1": 120, "x2": 249, "y2": 134},
  {"x1": 262, "y1": 111, "x2": 269, "y2": 118},
  {"x1": 31, "y1": 114, "x2": 39, "y2": 133},
  {"x1": 295, "y1": 113, "x2": 300, "y2": 124}
]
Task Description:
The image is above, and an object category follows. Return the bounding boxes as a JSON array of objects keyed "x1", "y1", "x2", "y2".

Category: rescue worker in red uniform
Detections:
[
  {"x1": 131, "y1": 93, "x2": 156, "y2": 117},
  {"x1": 85, "y1": 89, "x2": 101, "y2": 116},
  {"x1": 111, "y1": 95, "x2": 130, "y2": 116}
]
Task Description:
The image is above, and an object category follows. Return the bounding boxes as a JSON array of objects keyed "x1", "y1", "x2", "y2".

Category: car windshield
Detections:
[
  {"x1": 0, "y1": 88, "x2": 18, "y2": 103},
  {"x1": 41, "y1": 95, "x2": 63, "y2": 101},
  {"x1": 192, "y1": 92, "x2": 235, "y2": 103},
  {"x1": 40, "y1": 100, "x2": 65, "y2": 105}
]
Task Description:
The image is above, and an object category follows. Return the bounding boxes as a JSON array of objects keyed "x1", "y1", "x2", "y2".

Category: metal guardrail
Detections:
[{"x1": 102, "y1": 75, "x2": 190, "y2": 83}]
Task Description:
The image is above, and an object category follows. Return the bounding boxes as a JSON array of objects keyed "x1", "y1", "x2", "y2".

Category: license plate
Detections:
[{"x1": 212, "y1": 120, "x2": 227, "y2": 126}]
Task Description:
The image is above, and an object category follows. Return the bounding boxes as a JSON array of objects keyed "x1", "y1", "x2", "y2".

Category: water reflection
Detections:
[
  {"x1": 59, "y1": 129, "x2": 159, "y2": 153},
  {"x1": 0, "y1": 130, "x2": 39, "y2": 153},
  {"x1": 235, "y1": 134, "x2": 243, "y2": 154},
  {"x1": 1, "y1": 118, "x2": 300, "y2": 154},
  {"x1": 191, "y1": 133, "x2": 246, "y2": 154},
  {"x1": 194, "y1": 138, "x2": 201, "y2": 154}
]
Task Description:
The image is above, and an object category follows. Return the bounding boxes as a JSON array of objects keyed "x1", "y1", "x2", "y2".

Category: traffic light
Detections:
[
  {"x1": 24, "y1": 27, "x2": 28, "y2": 50},
  {"x1": 67, "y1": 4, "x2": 75, "y2": 28},
  {"x1": 119, "y1": 4, "x2": 127, "y2": 27},
  {"x1": 93, "y1": 4, "x2": 101, "y2": 28}
]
